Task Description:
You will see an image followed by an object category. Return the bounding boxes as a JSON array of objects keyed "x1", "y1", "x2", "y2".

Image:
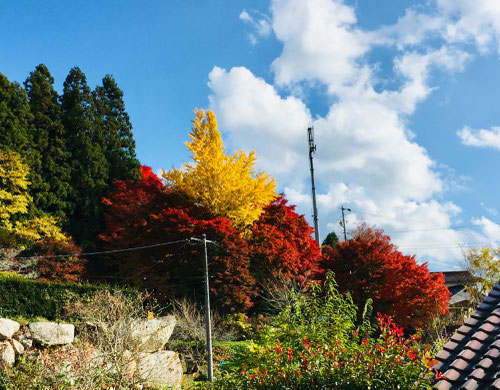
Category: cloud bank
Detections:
[{"x1": 208, "y1": 0, "x2": 500, "y2": 270}]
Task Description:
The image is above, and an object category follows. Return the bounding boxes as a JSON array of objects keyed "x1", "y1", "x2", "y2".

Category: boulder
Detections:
[
  {"x1": 130, "y1": 316, "x2": 176, "y2": 352},
  {"x1": 29, "y1": 322, "x2": 74, "y2": 346},
  {"x1": 0, "y1": 318, "x2": 20, "y2": 340},
  {"x1": 0, "y1": 341, "x2": 15, "y2": 367},
  {"x1": 136, "y1": 350, "x2": 183, "y2": 389},
  {"x1": 11, "y1": 338, "x2": 24, "y2": 355}
]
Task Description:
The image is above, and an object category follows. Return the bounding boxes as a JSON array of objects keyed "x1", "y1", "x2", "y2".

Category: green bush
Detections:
[
  {"x1": 0, "y1": 271, "x2": 137, "y2": 321},
  {"x1": 201, "y1": 272, "x2": 437, "y2": 390}
]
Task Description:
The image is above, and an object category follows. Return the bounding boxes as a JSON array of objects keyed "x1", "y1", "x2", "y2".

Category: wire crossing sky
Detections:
[{"x1": 2, "y1": 0, "x2": 500, "y2": 270}]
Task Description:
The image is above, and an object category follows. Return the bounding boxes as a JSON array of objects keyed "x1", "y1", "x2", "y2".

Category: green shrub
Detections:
[
  {"x1": 0, "y1": 271, "x2": 137, "y2": 321},
  {"x1": 201, "y1": 271, "x2": 437, "y2": 390}
]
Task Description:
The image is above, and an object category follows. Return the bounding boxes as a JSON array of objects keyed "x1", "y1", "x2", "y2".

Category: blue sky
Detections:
[{"x1": 2, "y1": 0, "x2": 500, "y2": 270}]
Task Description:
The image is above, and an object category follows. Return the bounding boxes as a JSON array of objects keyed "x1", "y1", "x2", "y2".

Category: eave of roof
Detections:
[{"x1": 433, "y1": 283, "x2": 500, "y2": 389}]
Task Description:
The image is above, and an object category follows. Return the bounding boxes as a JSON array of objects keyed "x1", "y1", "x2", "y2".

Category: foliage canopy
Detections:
[
  {"x1": 463, "y1": 246, "x2": 500, "y2": 305},
  {"x1": 318, "y1": 225, "x2": 449, "y2": 327},
  {"x1": 0, "y1": 150, "x2": 66, "y2": 248},
  {"x1": 100, "y1": 167, "x2": 318, "y2": 312},
  {"x1": 203, "y1": 272, "x2": 437, "y2": 390},
  {"x1": 163, "y1": 109, "x2": 276, "y2": 229}
]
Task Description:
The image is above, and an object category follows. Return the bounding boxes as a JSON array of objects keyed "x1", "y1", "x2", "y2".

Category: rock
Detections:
[
  {"x1": 130, "y1": 316, "x2": 176, "y2": 352},
  {"x1": 11, "y1": 338, "x2": 24, "y2": 355},
  {"x1": 0, "y1": 341, "x2": 15, "y2": 367},
  {"x1": 136, "y1": 350, "x2": 183, "y2": 389},
  {"x1": 0, "y1": 318, "x2": 20, "y2": 340},
  {"x1": 18, "y1": 334, "x2": 33, "y2": 349},
  {"x1": 29, "y1": 322, "x2": 74, "y2": 346}
]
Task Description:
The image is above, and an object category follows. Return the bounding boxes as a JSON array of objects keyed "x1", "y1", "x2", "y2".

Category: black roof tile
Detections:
[
  {"x1": 461, "y1": 378, "x2": 480, "y2": 390},
  {"x1": 451, "y1": 332, "x2": 466, "y2": 343},
  {"x1": 493, "y1": 378, "x2": 500, "y2": 389},
  {"x1": 464, "y1": 317, "x2": 479, "y2": 327},
  {"x1": 436, "y1": 379, "x2": 453, "y2": 389},
  {"x1": 433, "y1": 281, "x2": 500, "y2": 389}
]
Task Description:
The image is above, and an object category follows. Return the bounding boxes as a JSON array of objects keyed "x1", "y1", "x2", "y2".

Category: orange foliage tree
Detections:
[
  {"x1": 98, "y1": 167, "x2": 322, "y2": 312},
  {"x1": 249, "y1": 195, "x2": 321, "y2": 283},
  {"x1": 317, "y1": 225, "x2": 449, "y2": 327},
  {"x1": 99, "y1": 166, "x2": 256, "y2": 312}
]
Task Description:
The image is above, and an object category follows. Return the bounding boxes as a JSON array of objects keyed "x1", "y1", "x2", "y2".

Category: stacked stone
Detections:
[
  {"x1": 0, "y1": 316, "x2": 182, "y2": 389},
  {"x1": 1, "y1": 318, "x2": 75, "y2": 367},
  {"x1": 127, "y1": 316, "x2": 183, "y2": 388}
]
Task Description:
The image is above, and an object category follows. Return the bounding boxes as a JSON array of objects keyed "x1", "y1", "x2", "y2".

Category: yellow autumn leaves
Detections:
[
  {"x1": 162, "y1": 109, "x2": 276, "y2": 230},
  {"x1": 0, "y1": 149, "x2": 67, "y2": 247}
]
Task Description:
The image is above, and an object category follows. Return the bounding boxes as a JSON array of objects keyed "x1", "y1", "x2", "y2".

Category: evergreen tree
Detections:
[
  {"x1": 61, "y1": 67, "x2": 108, "y2": 244},
  {"x1": 322, "y1": 231, "x2": 339, "y2": 247},
  {"x1": 93, "y1": 75, "x2": 140, "y2": 184},
  {"x1": 24, "y1": 64, "x2": 72, "y2": 222},
  {"x1": 0, "y1": 72, "x2": 32, "y2": 154}
]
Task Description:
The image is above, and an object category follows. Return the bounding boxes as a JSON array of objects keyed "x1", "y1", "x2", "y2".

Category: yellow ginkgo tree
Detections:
[
  {"x1": 162, "y1": 109, "x2": 276, "y2": 229},
  {"x1": 0, "y1": 149, "x2": 66, "y2": 248}
]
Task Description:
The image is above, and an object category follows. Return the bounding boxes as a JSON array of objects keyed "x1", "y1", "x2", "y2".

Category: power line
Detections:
[
  {"x1": 399, "y1": 241, "x2": 500, "y2": 250},
  {"x1": 338, "y1": 208, "x2": 500, "y2": 234},
  {"x1": 9, "y1": 238, "x2": 191, "y2": 261}
]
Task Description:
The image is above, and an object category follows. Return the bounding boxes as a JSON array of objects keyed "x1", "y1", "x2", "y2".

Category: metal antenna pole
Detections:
[
  {"x1": 308, "y1": 127, "x2": 320, "y2": 244},
  {"x1": 202, "y1": 234, "x2": 213, "y2": 382}
]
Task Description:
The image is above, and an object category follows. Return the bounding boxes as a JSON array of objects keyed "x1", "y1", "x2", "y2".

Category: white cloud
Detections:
[
  {"x1": 377, "y1": 9, "x2": 445, "y2": 47},
  {"x1": 458, "y1": 126, "x2": 500, "y2": 149},
  {"x1": 379, "y1": 47, "x2": 470, "y2": 115},
  {"x1": 438, "y1": 0, "x2": 500, "y2": 52},
  {"x1": 271, "y1": 0, "x2": 372, "y2": 93},
  {"x1": 481, "y1": 202, "x2": 498, "y2": 216},
  {"x1": 239, "y1": 9, "x2": 272, "y2": 45},
  {"x1": 379, "y1": 0, "x2": 500, "y2": 54},
  {"x1": 206, "y1": 0, "x2": 500, "y2": 270},
  {"x1": 473, "y1": 217, "x2": 500, "y2": 242},
  {"x1": 208, "y1": 66, "x2": 311, "y2": 183}
]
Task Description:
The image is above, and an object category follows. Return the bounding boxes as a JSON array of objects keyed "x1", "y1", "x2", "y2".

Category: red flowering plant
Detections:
[{"x1": 202, "y1": 271, "x2": 440, "y2": 389}]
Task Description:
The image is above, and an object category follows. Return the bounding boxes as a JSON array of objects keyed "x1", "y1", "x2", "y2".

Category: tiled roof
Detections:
[
  {"x1": 437, "y1": 270, "x2": 473, "y2": 285},
  {"x1": 433, "y1": 283, "x2": 500, "y2": 389}
]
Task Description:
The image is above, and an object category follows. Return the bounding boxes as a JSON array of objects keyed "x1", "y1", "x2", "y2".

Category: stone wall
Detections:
[{"x1": 0, "y1": 316, "x2": 183, "y2": 389}]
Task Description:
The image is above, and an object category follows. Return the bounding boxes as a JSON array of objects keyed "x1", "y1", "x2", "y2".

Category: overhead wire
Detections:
[
  {"x1": 2, "y1": 237, "x2": 215, "y2": 289},
  {"x1": 332, "y1": 207, "x2": 500, "y2": 248},
  {"x1": 339, "y1": 208, "x2": 500, "y2": 234},
  {"x1": 10, "y1": 238, "x2": 191, "y2": 261}
]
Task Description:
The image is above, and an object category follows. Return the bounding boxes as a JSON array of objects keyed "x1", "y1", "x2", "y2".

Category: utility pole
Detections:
[
  {"x1": 341, "y1": 206, "x2": 351, "y2": 241},
  {"x1": 202, "y1": 234, "x2": 213, "y2": 382},
  {"x1": 308, "y1": 126, "x2": 320, "y2": 244},
  {"x1": 191, "y1": 235, "x2": 214, "y2": 382}
]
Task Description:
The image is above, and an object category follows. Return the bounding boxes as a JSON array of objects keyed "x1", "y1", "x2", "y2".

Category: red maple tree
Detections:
[
  {"x1": 33, "y1": 239, "x2": 86, "y2": 282},
  {"x1": 318, "y1": 225, "x2": 449, "y2": 327},
  {"x1": 249, "y1": 195, "x2": 321, "y2": 283},
  {"x1": 99, "y1": 166, "x2": 256, "y2": 312},
  {"x1": 98, "y1": 168, "x2": 324, "y2": 313}
]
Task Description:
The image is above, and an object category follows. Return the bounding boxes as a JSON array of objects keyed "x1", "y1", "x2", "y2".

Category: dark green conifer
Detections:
[
  {"x1": 93, "y1": 75, "x2": 141, "y2": 184},
  {"x1": 24, "y1": 64, "x2": 72, "y2": 222},
  {"x1": 0, "y1": 73, "x2": 32, "y2": 154},
  {"x1": 61, "y1": 67, "x2": 109, "y2": 244},
  {"x1": 322, "y1": 231, "x2": 339, "y2": 247}
]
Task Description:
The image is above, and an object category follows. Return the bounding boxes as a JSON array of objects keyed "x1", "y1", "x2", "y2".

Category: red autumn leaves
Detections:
[
  {"x1": 319, "y1": 226, "x2": 449, "y2": 326},
  {"x1": 98, "y1": 166, "x2": 449, "y2": 324}
]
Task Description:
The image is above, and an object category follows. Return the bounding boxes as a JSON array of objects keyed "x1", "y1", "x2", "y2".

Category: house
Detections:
[
  {"x1": 432, "y1": 281, "x2": 500, "y2": 389},
  {"x1": 433, "y1": 271, "x2": 474, "y2": 326}
]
